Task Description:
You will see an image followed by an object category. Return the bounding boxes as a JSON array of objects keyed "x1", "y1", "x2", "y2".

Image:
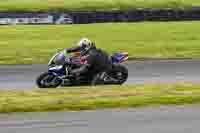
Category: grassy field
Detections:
[
  {"x1": 0, "y1": 83, "x2": 200, "y2": 113},
  {"x1": 1, "y1": 22, "x2": 200, "y2": 64},
  {"x1": 0, "y1": 0, "x2": 200, "y2": 12}
]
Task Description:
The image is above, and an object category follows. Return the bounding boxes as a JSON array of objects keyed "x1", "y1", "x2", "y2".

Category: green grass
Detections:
[
  {"x1": 1, "y1": 22, "x2": 200, "y2": 64},
  {"x1": 0, "y1": 83, "x2": 200, "y2": 113},
  {"x1": 0, "y1": 0, "x2": 200, "y2": 12}
]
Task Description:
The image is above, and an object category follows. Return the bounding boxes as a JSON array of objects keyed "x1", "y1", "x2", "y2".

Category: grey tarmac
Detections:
[
  {"x1": 0, "y1": 60, "x2": 200, "y2": 133},
  {"x1": 0, "y1": 105, "x2": 200, "y2": 133},
  {"x1": 0, "y1": 60, "x2": 200, "y2": 89}
]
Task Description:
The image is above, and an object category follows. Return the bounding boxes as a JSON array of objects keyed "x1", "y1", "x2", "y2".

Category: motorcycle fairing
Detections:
[
  {"x1": 48, "y1": 52, "x2": 128, "y2": 77},
  {"x1": 48, "y1": 65, "x2": 66, "y2": 76},
  {"x1": 111, "y1": 52, "x2": 129, "y2": 64}
]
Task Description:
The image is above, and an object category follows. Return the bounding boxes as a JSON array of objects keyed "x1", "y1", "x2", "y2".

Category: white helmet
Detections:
[{"x1": 77, "y1": 38, "x2": 92, "y2": 50}]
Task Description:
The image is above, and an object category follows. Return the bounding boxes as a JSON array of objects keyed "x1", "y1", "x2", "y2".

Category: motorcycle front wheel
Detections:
[{"x1": 36, "y1": 72, "x2": 62, "y2": 88}]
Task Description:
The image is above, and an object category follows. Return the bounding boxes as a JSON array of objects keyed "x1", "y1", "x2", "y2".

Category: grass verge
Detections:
[
  {"x1": 0, "y1": 0, "x2": 199, "y2": 12},
  {"x1": 1, "y1": 83, "x2": 200, "y2": 113},
  {"x1": 1, "y1": 22, "x2": 200, "y2": 64}
]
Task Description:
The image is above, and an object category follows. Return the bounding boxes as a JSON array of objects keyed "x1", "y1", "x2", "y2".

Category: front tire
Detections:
[{"x1": 36, "y1": 72, "x2": 62, "y2": 88}]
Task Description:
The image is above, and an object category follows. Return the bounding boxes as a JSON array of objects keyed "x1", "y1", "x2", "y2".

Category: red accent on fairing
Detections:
[
  {"x1": 122, "y1": 52, "x2": 129, "y2": 56},
  {"x1": 119, "y1": 56, "x2": 129, "y2": 63},
  {"x1": 74, "y1": 52, "x2": 81, "y2": 56},
  {"x1": 119, "y1": 52, "x2": 129, "y2": 63},
  {"x1": 80, "y1": 56, "x2": 88, "y2": 64}
]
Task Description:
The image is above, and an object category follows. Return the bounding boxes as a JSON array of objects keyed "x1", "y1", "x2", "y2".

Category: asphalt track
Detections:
[
  {"x1": 0, "y1": 60, "x2": 200, "y2": 89},
  {"x1": 0, "y1": 105, "x2": 200, "y2": 133},
  {"x1": 1, "y1": 60, "x2": 200, "y2": 133}
]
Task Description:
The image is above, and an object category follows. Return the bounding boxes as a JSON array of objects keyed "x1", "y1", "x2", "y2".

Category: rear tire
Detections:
[
  {"x1": 91, "y1": 64, "x2": 128, "y2": 86},
  {"x1": 109, "y1": 64, "x2": 128, "y2": 85},
  {"x1": 91, "y1": 73, "x2": 105, "y2": 86},
  {"x1": 36, "y1": 72, "x2": 62, "y2": 88}
]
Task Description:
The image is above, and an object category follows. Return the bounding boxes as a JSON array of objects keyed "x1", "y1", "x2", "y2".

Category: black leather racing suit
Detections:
[
  {"x1": 65, "y1": 46, "x2": 84, "y2": 53},
  {"x1": 65, "y1": 46, "x2": 112, "y2": 81}
]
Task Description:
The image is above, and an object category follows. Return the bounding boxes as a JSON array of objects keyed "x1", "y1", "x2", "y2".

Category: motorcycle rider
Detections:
[{"x1": 64, "y1": 38, "x2": 113, "y2": 84}]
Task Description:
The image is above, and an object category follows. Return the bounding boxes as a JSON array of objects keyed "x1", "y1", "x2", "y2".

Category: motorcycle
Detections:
[{"x1": 36, "y1": 50, "x2": 129, "y2": 88}]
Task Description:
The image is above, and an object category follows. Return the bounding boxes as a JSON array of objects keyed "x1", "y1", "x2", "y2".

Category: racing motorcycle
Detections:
[{"x1": 36, "y1": 50, "x2": 129, "y2": 88}]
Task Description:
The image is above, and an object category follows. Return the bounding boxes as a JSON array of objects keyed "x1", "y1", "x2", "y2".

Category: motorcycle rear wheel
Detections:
[
  {"x1": 91, "y1": 64, "x2": 128, "y2": 85},
  {"x1": 109, "y1": 64, "x2": 128, "y2": 84}
]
